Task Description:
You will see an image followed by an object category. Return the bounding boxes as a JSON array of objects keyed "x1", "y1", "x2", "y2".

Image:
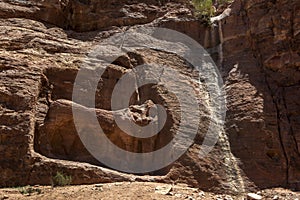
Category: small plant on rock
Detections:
[
  {"x1": 52, "y1": 172, "x2": 72, "y2": 187},
  {"x1": 192, "y1": 0, "x2": 232, "y2": 20},
  {"x1": 192, "y1": 0, "x2": 216, "y2": 18},
  {"x1": 18, "y1": 186, "x2": 42, "y2": 195}
]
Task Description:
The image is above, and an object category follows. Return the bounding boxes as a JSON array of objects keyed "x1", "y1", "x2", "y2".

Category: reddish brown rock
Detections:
[
  {"x1": 217, "y1": 0, "x2": 300, "y2": 190},
  {"x1": 0, "y1": 0, "x2": 299, "y2": 196},
  {"x1": 0, "y1": 11, "x2": 236, "y2": 194},
  {"x1": 0, "y1": 0, "x2": 189, "y2": 32},
  {"x1": 36, "y1": 99, "x2": 168, "y2": 164}
]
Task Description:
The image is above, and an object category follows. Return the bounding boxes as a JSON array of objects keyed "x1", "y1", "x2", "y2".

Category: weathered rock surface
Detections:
[
  {"x1": 216, "y1": 0, "x2": 300, "y2": 190},
  {"x1": 0, "y1": 0, "x2": 189, "y2": 31},
  {"x1": 36, "y1": 99, "x2": 170, "y2": 166},
  {"x1": 0, "y1": 3, "x2": 236, "y2": 194},
  {"x1": 0, "y1": 0, "x2": 299, "y2": 196}
]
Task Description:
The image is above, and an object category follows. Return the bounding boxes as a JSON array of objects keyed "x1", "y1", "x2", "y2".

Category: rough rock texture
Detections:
[
  {"x1": 36, "y1": 99, "x2": 172, "y2": 167},
  {"x1": 0, "y1": 0, "x2": 189, "y2": 31},
  {"x1": 0, "y1": 1, "x2": 239, "y2": 194},
  {"x1": 0, "y1": 17, "x2": 136, "y2": 187},
  {"x1": 216, "y1": 0, "x2": 300, "y2": 190},
  {"x1": 0, "y1": 0, "x2": 299, "y2": 196}
]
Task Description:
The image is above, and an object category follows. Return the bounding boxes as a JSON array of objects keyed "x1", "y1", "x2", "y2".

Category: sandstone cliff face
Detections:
[
  {"x1": 217, "y1": 0, "x2": 300, "y2": 189},
  {"x1": 0, "y1": 0, "x2": 236, "y2": 194},
  {"x1": 0, "y1": 0, "x2": 299, "y2": 195},
  {"x1": 0, "y1": 0, "x2": 188, "y2": 31}
]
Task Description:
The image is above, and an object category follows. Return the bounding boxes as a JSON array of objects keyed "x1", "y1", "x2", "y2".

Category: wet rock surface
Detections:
[
  {"x1": 0, "y1": 0, "x2": 299, "y2": 197},
  {"x1": 0, "y1": 4, "x2": 231, "y2": 193}
]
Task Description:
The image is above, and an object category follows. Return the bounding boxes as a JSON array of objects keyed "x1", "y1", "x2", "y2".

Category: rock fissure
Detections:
[
  {"x1": 282, "y1": 87, "x2": 300, "y2": 156},
  {"x1": 267, "y1": 82, "x2": 289, "y2": 186},
  {"x1": 248, "y1": 13, "x2": 291, "y2": 188},
  {"x1": 0, "y1": 0, "x2": 300, "y2": 195},
  {"x1": 241, "y1": 0, "x2": 300, "y2": 187}
]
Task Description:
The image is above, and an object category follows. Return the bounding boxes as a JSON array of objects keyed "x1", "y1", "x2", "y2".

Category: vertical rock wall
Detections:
[
  {"x1": 0, "y1": 0, "x2": 299, "y2": 193},
  {"x1": 216, "y1": 0, "x2": 300, "y2": 189}
]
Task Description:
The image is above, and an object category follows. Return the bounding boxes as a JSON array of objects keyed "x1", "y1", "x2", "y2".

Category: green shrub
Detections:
[
  {"x1": 192, "y1": 0, "x2": 231, "y2": 19},
  {"x1": 192, "y1": 0, "x2": 215, "y2": 18},
  {"x1": 52, "y1": 172, "x2": 72, "y2": 187}
]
